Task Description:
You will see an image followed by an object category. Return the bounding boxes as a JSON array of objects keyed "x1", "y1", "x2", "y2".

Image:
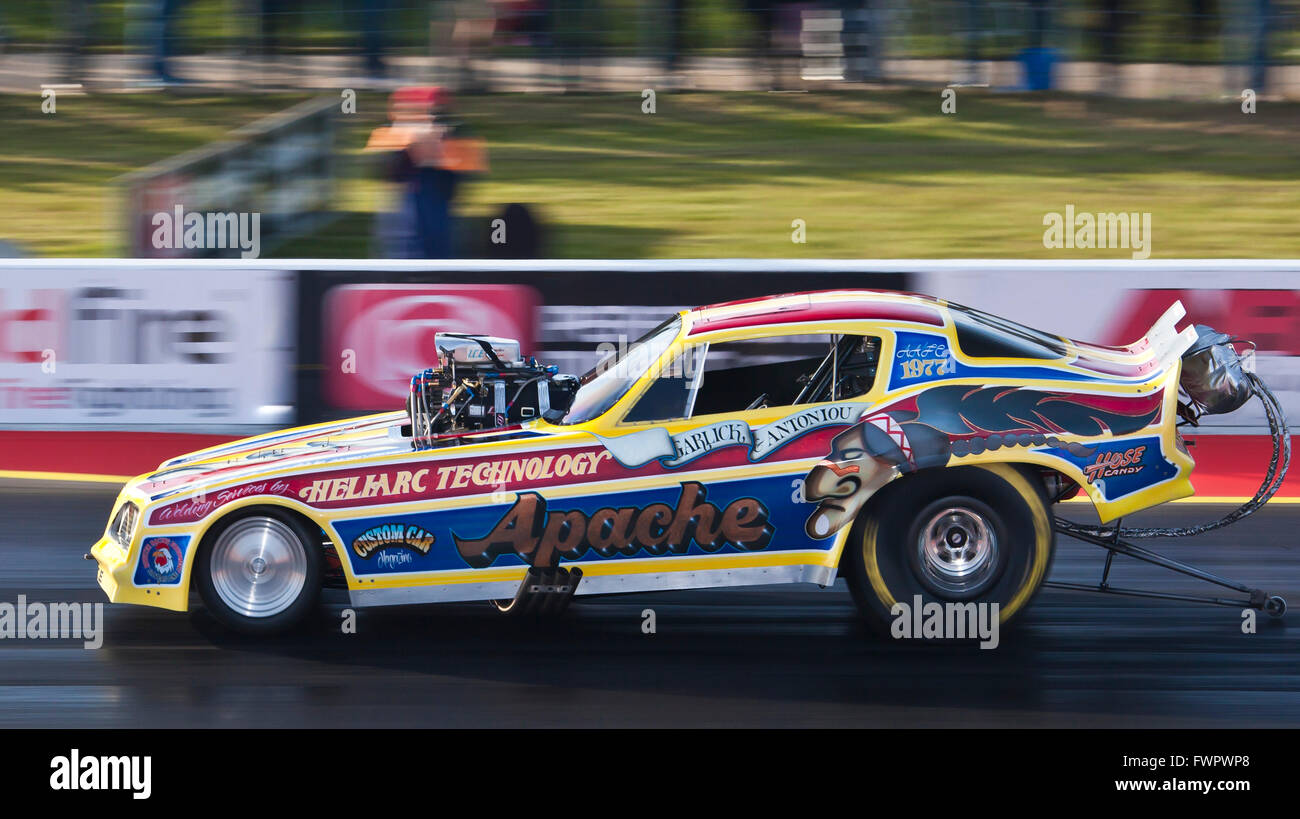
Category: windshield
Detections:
[{"x1": 558, "y1": 316, "x2": 682, "y2": 424}]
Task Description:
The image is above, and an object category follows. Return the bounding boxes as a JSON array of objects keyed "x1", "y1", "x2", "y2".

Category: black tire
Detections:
[
  {"x1": 194, "y1": 508, "x2": 323, "y2": 635},
  {"x1": 843, "y1": 464, "x2": 1054, "y2": 638}
]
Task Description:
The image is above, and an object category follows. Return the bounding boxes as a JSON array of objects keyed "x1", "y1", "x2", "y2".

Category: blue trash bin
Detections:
[{"x1": 1020, "y1": 47, "x2": 1059, "y2": 91}]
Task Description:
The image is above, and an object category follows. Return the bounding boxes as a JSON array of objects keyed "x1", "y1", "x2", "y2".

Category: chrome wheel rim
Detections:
[
  {"x1": 916, "y1": 506, "x2": 998, "y2": 595},
  {"x1": 209, "y1": 517, "x2": 307, "y2": 618}
]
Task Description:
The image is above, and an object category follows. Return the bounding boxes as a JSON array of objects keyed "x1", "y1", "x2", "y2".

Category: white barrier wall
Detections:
[{"x1": 3, "y1": 259, "x2": 1297, "y2": 434}]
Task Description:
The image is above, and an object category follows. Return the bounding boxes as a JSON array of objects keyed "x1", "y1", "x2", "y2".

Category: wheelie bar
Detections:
[{"x1": 1053, "y1": 527, "x2": 1286, "y2": 618}]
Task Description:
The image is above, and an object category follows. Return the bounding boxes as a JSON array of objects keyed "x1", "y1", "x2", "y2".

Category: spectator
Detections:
[
  {"x1": 838, "y1": 0, "x2": 880, "y2": 82},
  {"x1": 151, "y1": 0, "x2": 191, "y2": 83},
  {"x1": 366, "y1": 87, "x2": 488, "y2": 258}
]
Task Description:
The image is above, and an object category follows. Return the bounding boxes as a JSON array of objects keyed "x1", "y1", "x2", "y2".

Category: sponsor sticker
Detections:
[
  {"x1": 351, "y1": 524, "x2": 437, "y2": 558},
  {"x1": 134, "y1": 536, "x2": 188, "y2": 586},
  {"x1": 1084, "y1": 445, "x2": 1147, "y2": 483}
]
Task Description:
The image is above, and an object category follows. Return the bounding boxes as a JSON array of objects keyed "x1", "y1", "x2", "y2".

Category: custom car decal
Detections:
[{"x1": 351, "y1": 524, "x2": 437, "y2": 558}]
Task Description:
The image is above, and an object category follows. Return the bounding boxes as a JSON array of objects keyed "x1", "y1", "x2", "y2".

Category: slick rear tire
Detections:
[
  {"x1": 843, "y1": 465, "x2": 1054, "y2": 638},
  {"x1": 195, "y1": 509, "x2": 323, "y2": 635}
]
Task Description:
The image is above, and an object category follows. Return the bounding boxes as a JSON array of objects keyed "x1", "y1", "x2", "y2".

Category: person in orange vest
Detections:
[{"x1": 366, "y1": 86, "x2": 488, "y2": 258}]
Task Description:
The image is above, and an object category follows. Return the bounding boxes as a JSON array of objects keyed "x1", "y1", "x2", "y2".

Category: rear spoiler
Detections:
[{"x1": 1141, "y1": 300, "x2": 1199, "y2": 369}]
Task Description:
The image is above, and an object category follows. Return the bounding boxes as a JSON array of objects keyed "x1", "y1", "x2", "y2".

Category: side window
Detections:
[
  {"x1": 623, "y1": 333, "x2": 881, "y2": 424},
  {"x1": 695, "y1": 334, "x2": 879, "y2": 416},
  {"x1": 836, "y1": 336, "x2": 882, "y2": 398},
  {"x1": 692, "y1": 334, "x2": 833, "y2": 416},
  {"x1": 622, "y1": 347, "x2": 705, "y2": 424}
]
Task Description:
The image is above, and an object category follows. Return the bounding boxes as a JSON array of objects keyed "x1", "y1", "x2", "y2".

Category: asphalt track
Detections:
[{"x1": 0, "y1": 480, "x2": 1297, "y2": 728}]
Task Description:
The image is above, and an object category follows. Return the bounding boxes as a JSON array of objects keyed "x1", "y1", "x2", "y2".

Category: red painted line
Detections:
[
  {"x1": 1183, "y1": 435, "x2": 1300, "y2": 498},
  {"x1": 0, "y1": 431, "x2": 236, "y2": 479}
]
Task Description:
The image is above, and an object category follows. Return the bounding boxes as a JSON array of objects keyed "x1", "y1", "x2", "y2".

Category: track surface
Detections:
[{"x1": 1, "y1": 481, "x2": 1297, "y2": 728}]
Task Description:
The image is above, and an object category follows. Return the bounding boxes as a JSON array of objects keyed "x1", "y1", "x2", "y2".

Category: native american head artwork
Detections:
[{"x1": 800, "y1": 385, "x2": 1163, "y2": 540}]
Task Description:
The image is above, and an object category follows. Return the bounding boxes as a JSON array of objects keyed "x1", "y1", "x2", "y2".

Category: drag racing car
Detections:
[{"x1": 89, "y1": 289, "x2": 1288, "y2": 635}]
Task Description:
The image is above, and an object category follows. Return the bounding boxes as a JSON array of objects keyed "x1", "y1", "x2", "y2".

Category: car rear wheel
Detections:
[
  {"x1": 195, "y1": 509, "x2": 322, "y2": 635},
  {"x1": 843, "y1": 464, "x2": 1054, "y2": 638}
]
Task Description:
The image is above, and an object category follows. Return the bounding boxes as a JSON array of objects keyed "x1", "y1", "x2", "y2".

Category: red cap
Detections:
[{"x1": 390, "y1": 86, "x2": 450, "y2": 121}]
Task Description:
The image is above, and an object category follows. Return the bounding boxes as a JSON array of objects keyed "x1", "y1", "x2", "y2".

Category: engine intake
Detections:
[{"x1": 407, "y1": 333, "x2": 577, "y2": 449}]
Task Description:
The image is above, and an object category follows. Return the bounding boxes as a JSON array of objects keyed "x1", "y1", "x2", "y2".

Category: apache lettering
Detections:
[
  {"x1": 351, "y1": 524, "x2": 437, "y2": 558},
  {"x1": 453, "y1": 482, "x2": 774, "y2": 568},
  {"x1": 1083, "y1": 445, "x2": 1146, "y2": 483}
]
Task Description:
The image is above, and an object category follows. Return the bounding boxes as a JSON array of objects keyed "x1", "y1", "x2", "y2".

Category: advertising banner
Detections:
[
  {"x1": 323, "y1": 284, "x2": 539, "y2": 410},
  {"x1": 0, "y1": 266, "x2": 295, "y2": 426}
]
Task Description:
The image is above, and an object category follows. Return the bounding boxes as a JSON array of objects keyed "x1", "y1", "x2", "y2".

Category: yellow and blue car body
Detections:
[{"x1": 90, "y1": 289, "x2": 1200, "y2": 615}]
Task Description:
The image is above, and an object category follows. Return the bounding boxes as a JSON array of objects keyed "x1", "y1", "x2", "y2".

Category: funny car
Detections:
[{"x1": 89, "y1": 289, "x2": 1286, "y2": 635}]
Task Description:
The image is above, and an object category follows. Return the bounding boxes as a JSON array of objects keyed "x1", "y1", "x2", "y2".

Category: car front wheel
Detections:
[{"x1": 195, "y1": 509, "x2": 323, "y2": 635}]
